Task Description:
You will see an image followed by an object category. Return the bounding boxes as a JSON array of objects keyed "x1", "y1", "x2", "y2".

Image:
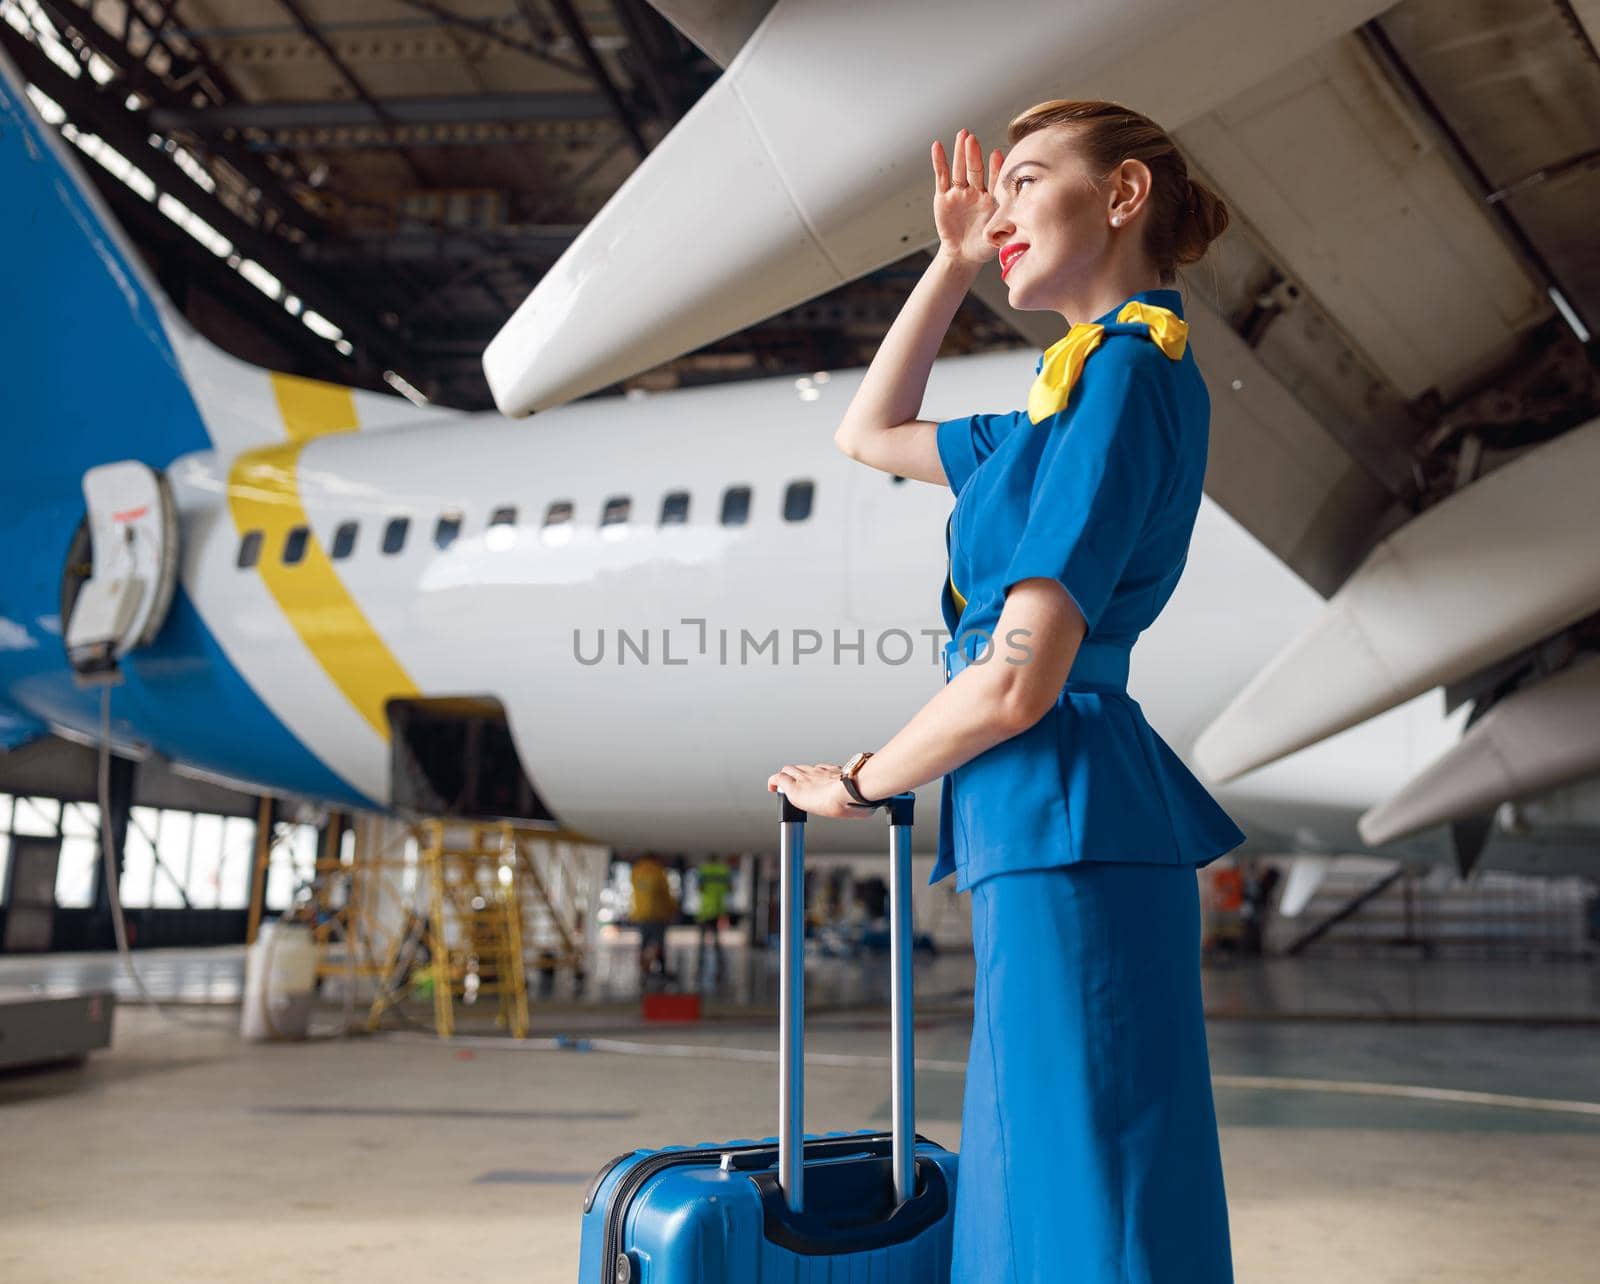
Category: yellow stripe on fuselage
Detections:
[
  {"x1": 271, "y1": 371, "x2": 360, "y2": 442},
  {"x1": 224, "y1": 375, "x2": 419, "y2": 740}
]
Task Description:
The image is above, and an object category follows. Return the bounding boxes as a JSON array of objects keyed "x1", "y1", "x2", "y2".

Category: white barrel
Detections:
[{"x1": 240, "y1": 920, "x2": 317, "y2": 1042}]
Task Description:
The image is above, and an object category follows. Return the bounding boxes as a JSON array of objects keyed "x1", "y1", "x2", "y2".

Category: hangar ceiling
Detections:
[{"x1": 2, "y1": 0, "x2": 1598, "y2": 598}]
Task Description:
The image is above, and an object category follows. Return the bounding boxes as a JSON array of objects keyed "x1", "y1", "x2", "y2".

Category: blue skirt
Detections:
[{"x1": 952, "y1": 862, "x2": 1234, "y2": 1283}]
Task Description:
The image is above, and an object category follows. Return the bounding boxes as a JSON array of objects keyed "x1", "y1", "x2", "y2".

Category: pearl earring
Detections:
[{"x1": 1113, "y1": 216, "x2": 1123, "y2": 226}]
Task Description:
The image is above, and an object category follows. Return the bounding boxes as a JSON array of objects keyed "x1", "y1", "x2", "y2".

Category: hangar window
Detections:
[
  {"x1": 282, "y1": 525, "x2": 309, "y2": 565},
  {"x1": 435, "y1": 512, "x2": 463, "y2": 550},
  {"x1": 382, "y1": 517, "x2": 409, "y2": 555},
  {"x1": 330, "y1": 521, "x2": 357, "y2": 560},
  {"x1": 660, "y1": 491, "x2": 690, "y2": 525},
  {"x1": 236, "y1": 530, "x2": 263, "y2": 569},
  {"x1": 601, "y1": 496, "x2": 631, "y2": 529},
  {"x1": 720, "y1": 485, "x2": 751, "y2": 526},
  {"x1": 783, "y1": 481, "x2": 814, "y2": 522}
]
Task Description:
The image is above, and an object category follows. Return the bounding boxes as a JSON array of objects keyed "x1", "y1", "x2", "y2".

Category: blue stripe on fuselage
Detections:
[
  {"x1": 118, "y1": 585, "x2": 376, "y2": 808},
  {"x1": 9, "y1": 580, "x2": 375, "y2": 810}
]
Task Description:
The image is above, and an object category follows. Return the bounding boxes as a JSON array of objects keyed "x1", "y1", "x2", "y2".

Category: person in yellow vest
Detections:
[
  {"x1": 694, "y1": 857, "x2": 732, "y2": 977},
  {"x1": 630, "y1": 855, "x2": 677, "y2": 981}
]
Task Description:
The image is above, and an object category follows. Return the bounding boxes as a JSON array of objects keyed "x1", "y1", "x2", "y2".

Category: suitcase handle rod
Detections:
[
  {"x1": 778, "y1": 796, "x2": 806, "y2": 1212},
  {"x1": 887, "y1": 800, "x2": 916, "y2": 1204},
  {"x1": 775, "y1": 790, "x2": 918, "y2": 1214}
]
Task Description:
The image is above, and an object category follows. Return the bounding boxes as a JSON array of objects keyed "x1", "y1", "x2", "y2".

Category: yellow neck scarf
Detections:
[
  {"x1": 946, "y1": 300, "x2": 1188, "y2": 617},
  {"x1": 1025, "y1": 300, "x2": 1188, "y2": 424}
]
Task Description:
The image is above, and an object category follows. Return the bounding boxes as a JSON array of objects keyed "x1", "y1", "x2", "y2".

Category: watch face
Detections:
[{"x1": 844, "y1": 752, "x2": 868, "y2": 776}]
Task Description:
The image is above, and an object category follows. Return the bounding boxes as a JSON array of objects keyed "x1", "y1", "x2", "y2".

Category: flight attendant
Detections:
[{"x1": 768, "y1": 98, "x2": 1246, "y2": 1282}]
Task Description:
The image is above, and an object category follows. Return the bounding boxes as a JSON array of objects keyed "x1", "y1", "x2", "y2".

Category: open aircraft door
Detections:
[{"x1": 62, "y1": 461, "x2": 179, "y2": 681}]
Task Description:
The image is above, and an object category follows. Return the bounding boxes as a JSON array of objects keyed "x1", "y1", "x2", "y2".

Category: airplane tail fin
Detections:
[
  {"x1": 0, "y1": 44, "x2": 216, "y2": 479},
  {"x1": 0, "y1": 44, "x2": 453, "y2": 478}
]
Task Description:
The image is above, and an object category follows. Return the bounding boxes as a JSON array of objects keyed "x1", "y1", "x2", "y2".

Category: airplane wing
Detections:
[
  {"x1": 482, "y1": 0, "x2": 1396, "y2": 416},
  {"x1": 1195, "y1": 416, "x2": 1600, "y2": 784}
]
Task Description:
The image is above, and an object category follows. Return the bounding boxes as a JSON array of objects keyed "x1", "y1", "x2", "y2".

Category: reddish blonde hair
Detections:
[{"x1": 1007, "y1": 99, "x2": 1229, "y2": 285}]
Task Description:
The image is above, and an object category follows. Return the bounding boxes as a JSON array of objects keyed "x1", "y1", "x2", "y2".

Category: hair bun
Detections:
[{"x1": 1175, "y1": 175, "x2": 1228, "y2": 267}]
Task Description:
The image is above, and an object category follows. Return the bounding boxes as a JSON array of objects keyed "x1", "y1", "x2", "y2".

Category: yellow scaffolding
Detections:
[
  {"x1": 509, "y1": 830, "x2": 590, "y2": 990},
  {"x1": 296, "y1": 814, "x2": 602, "y2": 1039},
  {"x1": 301, "y1": 813, "x2": 429, "y2": 1001},
  {"x1": 419, "y1": 820, "x2": 528, "y2": 1038}
]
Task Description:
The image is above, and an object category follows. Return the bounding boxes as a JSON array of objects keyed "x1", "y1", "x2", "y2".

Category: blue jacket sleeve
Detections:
[
  {"x1": 935, "y1": 409, "x2": 1025, "y2": 497},
  {"x1": 999, "y1": 341, "x2": 1177, "y2": 635}
]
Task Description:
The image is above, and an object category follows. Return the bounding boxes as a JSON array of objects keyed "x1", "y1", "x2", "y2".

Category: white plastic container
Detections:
[{"x1": 240, "y1": 920, "x2": 317, "y2": 1041}]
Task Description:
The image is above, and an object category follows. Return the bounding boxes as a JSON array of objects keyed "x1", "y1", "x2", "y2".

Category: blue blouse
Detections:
[{"x1": 931, "y1": 287, "x2": 1246, "y2": 890}]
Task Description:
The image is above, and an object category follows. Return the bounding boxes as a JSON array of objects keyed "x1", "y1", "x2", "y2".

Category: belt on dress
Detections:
[{"x1": 944, "y1": 633, "x2": 1131, "y2": 695}]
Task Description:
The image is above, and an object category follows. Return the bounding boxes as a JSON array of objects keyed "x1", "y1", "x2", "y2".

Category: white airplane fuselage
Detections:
[{"x1": 79, "y1": 348, "x2": 1468, "y2": 862}]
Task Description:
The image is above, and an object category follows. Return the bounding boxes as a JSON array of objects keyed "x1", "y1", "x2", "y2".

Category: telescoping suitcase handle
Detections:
[{"x1": 776, "y1": 789, "x2": 918, "y2": 1216}]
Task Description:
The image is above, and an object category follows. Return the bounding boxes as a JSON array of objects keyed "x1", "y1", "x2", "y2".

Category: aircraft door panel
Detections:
[{"x1": 62, "y1": 461, "x2": 179, "y2": 680}]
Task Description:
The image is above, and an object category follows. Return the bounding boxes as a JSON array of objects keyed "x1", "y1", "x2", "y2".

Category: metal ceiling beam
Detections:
[
  {"x1": 149, "y1": 90, "x2": 615, "y2": 133},
  {"x1": 128, "y1": 0, "x2": 192, "y2": 81},
  {"x1": 300, "y1": 226, "x2": 580, "y2": 264},
  {"x1": 225, "y1": 123, "x2": 612, "y2": 153},
  {"x1": 83, "y1": 156, "x2": 380, "y2": 388},
  {"x1": 391, "y1": 0, "x2": 588, "y2": 78},
  {"x1": 609, "y1": 0, "x2": 686, "y2": 124},
  {"x1": 0, "y1": 25, "x2": 415, "y2": 376},
  {"x1": 271, "y1": 0, "x2": 429, "y2": 188},
  {"x1": 33, "y1": 0, "x2": 327, "y2": 244},
  {"x1": 536, "y1": 0, "x2": 650, "y2": 158},
  {"x1": 33, "y1": 0, "x2": 196, "y2": 93}
]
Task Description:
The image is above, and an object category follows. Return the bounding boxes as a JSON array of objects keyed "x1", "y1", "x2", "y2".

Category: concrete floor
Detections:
[
  {"x1": 3, "y1": 971, "x2": 1599, "y2": 1281},
  {"x1": 8, "y1": 935, "x2": 1600, "y2": 1020}
]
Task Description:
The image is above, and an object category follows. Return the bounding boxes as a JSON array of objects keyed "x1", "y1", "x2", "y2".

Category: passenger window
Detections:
[
  {"x1": 783, "y1": 480, "x2": 814, "y2": 522},
  {"x1": 486, "y1": 505, "x2": 517, "y2": 551},
  {"x1": 330, "y1": 521, "x2": 357, "y2": 560},
  {"x1": 660, "y1": 491, "x2": 689, "y2": 526},
  {"x1": 382, "y1": 517, "x2": 409, "y2": 555},
  {"x1": 720, "y1": 485, "x2": 751, "y2": 526},
  {"x1": 282, "y1": 525, "x2": 309, "y2": 565},
  {"x1": 542, "y1": 500, "x2": 574, "y2": 546},
  {"x1": 237, "y1": 530, "x2": 263, "y2": 569},
  {"x1": 435, "y1": 512, "x2": 463, "y2": 550},
  {"x1": 601, "y1": 496, "x2": 631, "y2": 530}
]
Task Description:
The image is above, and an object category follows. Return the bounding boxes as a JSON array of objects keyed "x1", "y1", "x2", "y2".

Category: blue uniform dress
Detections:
[{"x1": 933, "y1": 287, "x2": 1246, "y2": 1283}]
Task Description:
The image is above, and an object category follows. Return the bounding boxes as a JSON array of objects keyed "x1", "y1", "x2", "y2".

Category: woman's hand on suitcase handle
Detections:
[{"x1": 766, "y1": 762, "x2": 877, "y2": 819}]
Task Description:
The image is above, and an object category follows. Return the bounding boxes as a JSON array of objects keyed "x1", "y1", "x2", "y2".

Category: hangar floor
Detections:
[
  {"x1": 4, "y1": 934, "x2": 1597, "y2": 1020},
  {"x1": 2, "y1": 948, "x2": 1598, "y2": 1282}
]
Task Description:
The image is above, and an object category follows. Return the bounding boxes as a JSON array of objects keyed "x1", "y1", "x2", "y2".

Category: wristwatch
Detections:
[{"x1": 839, "y1": 751, "x2": 886, "y2": 808}]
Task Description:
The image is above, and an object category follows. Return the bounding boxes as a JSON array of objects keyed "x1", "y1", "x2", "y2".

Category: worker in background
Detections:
[
  {"x1": 695, "y1": 856, "x2": 732, "y2": 979},
  {"x1": 630, "y1": 854, "x2": 677, "y2": 985},
  {"x1": 1203, "y1": 862, "x2": 1245, "y2": 957},
  {"x1": 1240, "y1": 859, "x2": 1282, "y2": 957}
]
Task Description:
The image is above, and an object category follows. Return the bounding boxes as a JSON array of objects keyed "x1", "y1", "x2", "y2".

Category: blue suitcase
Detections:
[{"x1": 578, "y1": 791, "x2": 959, "y2": 1281}]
